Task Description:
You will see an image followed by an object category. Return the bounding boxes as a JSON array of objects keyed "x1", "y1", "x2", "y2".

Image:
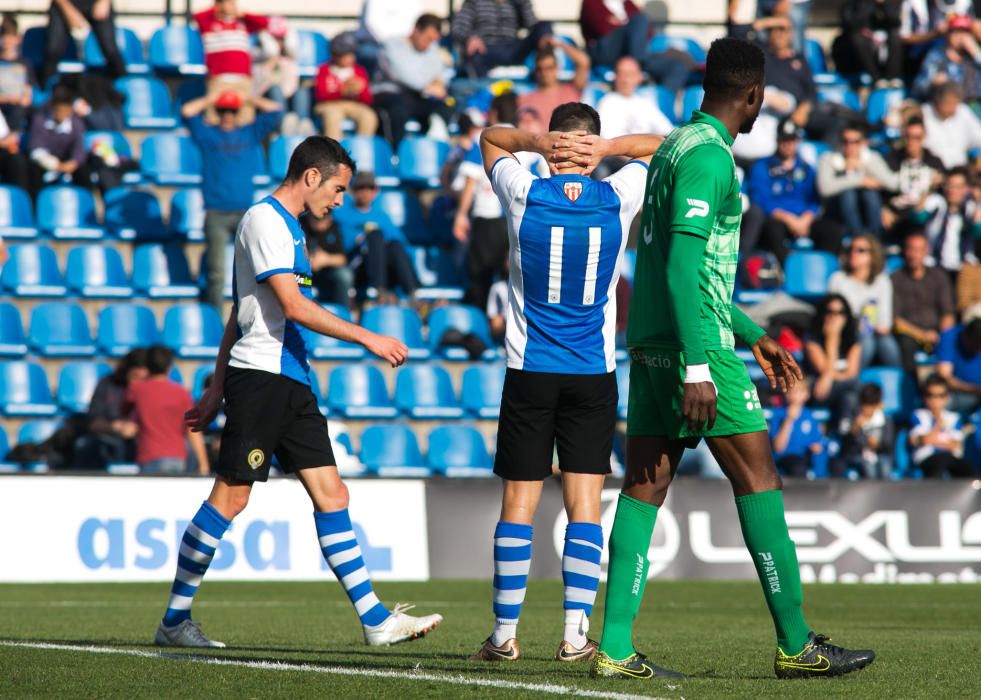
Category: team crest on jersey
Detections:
[{"x1": 563, "y1": 181, "x2": 583, "y2": 202}]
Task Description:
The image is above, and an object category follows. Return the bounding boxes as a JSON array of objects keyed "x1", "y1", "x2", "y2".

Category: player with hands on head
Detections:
[{"x1": 157, "y1": 135, "x2": 439, "y2": 651}]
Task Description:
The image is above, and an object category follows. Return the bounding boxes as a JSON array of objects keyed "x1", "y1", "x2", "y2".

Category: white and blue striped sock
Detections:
[
  {"x1": 562, "y1": 521, "x2": 603, "y2": 646},
  {"x1": 314, "y1": 509, "x2": 391, "y2": 628},
  {"x1": 162, "y1": 501, "x2": 230, "y2": 627},
  {"x1": 491, "y1": 521, "x2": 533, "y2": 646}
]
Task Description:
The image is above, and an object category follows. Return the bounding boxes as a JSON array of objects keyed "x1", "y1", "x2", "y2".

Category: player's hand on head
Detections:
[
  {"x1": 185, "y1": 386, "x2": 222, "y2": 433},
  {"x1": 364, "y1": 332, "x2": 409, "y2": 367},
  {"x1": 752, "y1": 334, "x2": 803, "y2": 394},
  {"x1": 681, "y1": 382, "x2": 717, "y2": 433}
]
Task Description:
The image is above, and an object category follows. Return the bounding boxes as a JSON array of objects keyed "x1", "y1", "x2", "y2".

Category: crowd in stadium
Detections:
[{"x1": 0, "y1": 0, "x2": 980, "y2": 478}]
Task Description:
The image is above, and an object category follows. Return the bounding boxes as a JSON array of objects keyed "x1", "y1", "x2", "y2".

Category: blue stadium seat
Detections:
[
  {"x1": 0, "y1": 428, "x2": 16, "y2": 471},
  {"x1": 36, "y1": 185, "x2": 104, "y2": 240},
  {"x1": 461, "y1": 364, "x2": 505, "y2": 419},
  {"x1": 784, "y1": 250, "x2": 839, "y2": 299},
  {"x1": 97, "y1": 304, "x2": 160, "y2": 357},
  {"x1": 427, "y1": 305, "x2": 496, "y2": 360},
  {"x1": 326, "y1": 365, "x2": 397, "y2": 418},
  {"x1": 196, "y1": 243, "x2": 234, "y2": 300},
  {"x1": 376, "y1": 189, "x2": 429, "y2": 245},
  {"x1": 57, "y1": 361, "x2": 111, "y2": 414},
  {"x1": 0, "y1": 243, "x2": 67, "y2": 297},
  {"x1": 0, "y1": 185, "x2": 39, "y2": 239},
  {"x1": 115, "y1": 76, "x2": 178, "y2": 129},
  {"x1": 582, "y1": 82, "x2": 609, "y2": 108},
  {"x1": 191, "y1": 364, "x2": 212, "y2": 402},
  {"x1": 616, "y1": 363, "x2": 629, "y2": 420},
  {"x1": 803, "y1": 38, "x2": 827, "y2": 74},
  {"x1": 866, "y1": 87, "x2": 906, "y2": 127},
  {"x1": 427, "y1": 425, "x2": 493, "y2": 477},
  {"x1": 362, "y1": 305, "x2": 429, "y2": 359},
  {"x1": 65, "y1": 245, "x2": 132, "y2": 298},
  {"x1": 28, "y1": 302, "x2": 96, "y2": 357},
  {"x1": 859, "y1": 367, "x2": 917, "y2": 419},
  {"x1": 0, "y1": 361, "x2": 58, "y2": 416},
  {"x1": 680, "y1": 85, "x2": 704, "y2": 124},
  {"x1": 148, "y1": 25, "x2": 207, "y2": 75},
  {"x1": 394, "y1": 365, "x2": 464, "y2": 419},
  {"x1": 268, "y1": 134, "x2": 305, "y2": 181},
  {"x1": 633, "y1": 85, "x2": 677, "y2": 124},
  {"x1": 360, "y1": 424, "x2": 431, "y2": 477},
  {"x1": 397, "y1": 137, "x2": 450, "y2": 188},
  {"x1": 141, "y1": 134, "x2": 202, "y2": 186},
  {"x1": 103, "y1": 187, "x2": 168, "y2": 241},
  {"x1": 163, "y1": 304, "x2": 223, "y2": 358},
  {"x1": 84, "y1": 131, "x2": 142, "y2": 185},
  {"x1": 412, "y1": 246, "x2": 465, "y2": 301},
  {"x1": 307, "y1": 304, "x2": 366, "y2": 359},
  {"x1": 22, "y1": 26, "x2": 81, "y2": 75},
  {"x1": 170, "y1": 188, "x2": 206, "y2": 241},
  {"x1": 83, "y1": 26, "x2": 149, "y2": 73},
  {"x1": 295, "y1": 29, "x2": 330, "y2": 78},
  {"x1": 132, "y1": 243, "x2": 199, "y2": 298},
  {"x1": 648, "y1": 34, "x2": 706, "y2": 63},
  {"x1": 798, "y1": 139, "x2": 830, "y2": 169},
  {"x1": 817, "y1": 84, "x2": 862, "y2": 112},
  {"x1": 340, "y1": 136, "x2": 399, "y2": 187},
  {"x1": 16, "y1": 419, "x2": 60, "y2": 471},
  {"x1": 0, "y1": 302, "x2": 28, "y2": 357}
]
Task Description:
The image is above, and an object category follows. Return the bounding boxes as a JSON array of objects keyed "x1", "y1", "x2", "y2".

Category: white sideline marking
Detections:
[{"x1": 0, "y1": 640, "x2": 668, "y2": 700}]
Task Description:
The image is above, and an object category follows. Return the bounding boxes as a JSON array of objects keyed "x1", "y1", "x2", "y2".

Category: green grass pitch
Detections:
[{"x1": 2, "y1": 580, "x2": 979, "y2": 698}]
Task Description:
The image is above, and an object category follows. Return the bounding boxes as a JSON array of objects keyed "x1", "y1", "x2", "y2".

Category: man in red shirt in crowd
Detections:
[
  {"x1": 314, "y1": 31, "x2": 377, "y2": 140},
  {"x1": 123, "y1": 345, "x2": 209, "y2": 475}
]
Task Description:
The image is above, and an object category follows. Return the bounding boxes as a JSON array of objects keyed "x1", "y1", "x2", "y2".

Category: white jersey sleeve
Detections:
[
  {"x1": 490, "y1": 156, "x2": 536, "y2": 212},
  {"x1": 239, "y1": 205, "x2": 296, "y2": 282},
  {"x1": 604, "y1": 160, "x2": 649, "y2": 219}
]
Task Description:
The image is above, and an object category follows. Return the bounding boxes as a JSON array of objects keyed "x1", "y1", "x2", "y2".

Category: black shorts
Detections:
[
  {"x1": 493, "y1": 369, "x2": 617, "y2": 481},
  {"x1": 217, "y1": 367, "x2": 335, "y2": 483}
]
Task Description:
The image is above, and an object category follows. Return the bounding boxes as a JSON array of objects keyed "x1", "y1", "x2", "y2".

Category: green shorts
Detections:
[{"x1": 626, "y1": 347, "x2": 767, "y2": 440}]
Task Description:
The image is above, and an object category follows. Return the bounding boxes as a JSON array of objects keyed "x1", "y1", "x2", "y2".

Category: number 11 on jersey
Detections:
[{"x1": 547, "y1": 226, "x2": 603, "y2": 306}]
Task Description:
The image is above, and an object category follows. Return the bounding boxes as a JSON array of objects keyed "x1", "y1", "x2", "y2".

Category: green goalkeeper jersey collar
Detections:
[{"x1": 690, "y1": 110, "x2": 735, "y2": 147}]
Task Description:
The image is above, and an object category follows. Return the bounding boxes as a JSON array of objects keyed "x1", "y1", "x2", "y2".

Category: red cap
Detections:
[
  {"x1": 215, "y1": 90, "x2": 242, "y2": 111},
  {"x1": 949, "y1": 14, "x2": 974, "y2": 31}
]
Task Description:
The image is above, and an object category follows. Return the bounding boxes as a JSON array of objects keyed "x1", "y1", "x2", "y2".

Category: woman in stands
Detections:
[{"x1": 804, "y1": 293, "x2": 863, "y2": 431}]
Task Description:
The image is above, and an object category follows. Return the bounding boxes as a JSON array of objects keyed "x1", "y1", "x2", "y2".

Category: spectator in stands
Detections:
[
  {"x1": 923, "y1": 81, "x2": 981, "y2": 169},
  {"x1": 910, "y1": 373, "x2": 973, "y2": 477},
  {"x1": 517, "y1": 41, "x2": 591, "y2": 133},
  {"x1": 374, "y1": 14, "x2": 454, "y2": 147},
  {"x1": 195, "y1": 0, "x2": 270, "y2": 79},
  {"x1": 883, "y1": 116, "x2": 945, "y2": 229},
  {"x1": 0, "y1": 107, "x2": 30, "y2": 193},
  {"x1": 59, "y1": 73, "x2": 125, "y2": 132},
  {"x1": 913, "y1": 14, "x2": 981, "y2": 100},
  {"x1": 936, "y1": 318, "x2": 981, "y2": 413},
  {"x1": 911, "y1": 166, "x2": 981, "y2": 275},
  {"x1": 805, "y1": 293, "x2": 863, "y2": 427},
  {"x1": 314, "y1": 31, "x2": 377, "y2": 142},
  {"x1": 487, "y1": 268, "x2": 507, "y2": 342},
  {"x1": 0, "y1": 14, "x2": 34, "y2": 132},
  {"x1": 837, "y1": 382, "x2": 895, "y2": 479},
  {"x1": 761, "y1": 18, "x2": 817, "y2": 131},
  {"x1": 122, "y1": 345, "x2": 209, "y2": 475},
  {"x1": 302, "y1": 210, "x2": 353, "y2": 306},
  {"x1": 72, "y1": 348, "x2": 148, "y2": 470},
  {"x1": 597, "y1": 56, "x2": 674, "y2": 139},
  {"x1": 893, "y1": 229, "x2": 957, "y2": 371},
  {"x1": 769, "y1": 379, "x2": 825, "y2": 477},
  {"x1": 829, "y1": 234, "x2": 903, "y2": 367},
  {"x1": 40, "y1": 0, "x2": 125, "y2": 86},
  {"x1": 253, "y1": 19, "x2": 301, "y2": 118},
  {"x1": 898, "y1": 0, "x2": 971, "y2": 78},
  {"x1": 833, "y1": 0, "x2": 904, "y2": 87},
  {"x1": 817, "y1": 122, "x2": 898, "y2": 236},
  {"x1": 957, "y1": 234, "x2": 981, "y2": 316},
  {"x1": 182, "y1": 89, "x2": 283, "y2": 311},
  {"x1": 333, "y1": 170, "x2": 419, "y2": 301},
  {"x1": 27, "y1": 86, "x2": 87, "y2": 195},
  {"x1": 578, "y1": 0, "x2": 693, "y2": 94},
  {"x1": 356, "y1": 0, "x2": 422, "y2": 72},
  {"x1": 451, "y1": 0, "x2": 554, "y2": 78},
  {"x1": 747, "y1": 118, "x2": 843, "y2": 262}
]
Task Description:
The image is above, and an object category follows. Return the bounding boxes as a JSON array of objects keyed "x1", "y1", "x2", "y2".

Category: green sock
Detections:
[
  {"x1": 598, "y1": 494, "x2": 659, "y2": 660},
  {"x1": 735, "y1": 489, "x2": 811, "y2": 656}
]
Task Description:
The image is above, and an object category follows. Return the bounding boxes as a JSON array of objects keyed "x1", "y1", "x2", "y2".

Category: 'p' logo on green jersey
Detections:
[{"x1": 684, "y1": 198, "x2": 709, "y2": 218}]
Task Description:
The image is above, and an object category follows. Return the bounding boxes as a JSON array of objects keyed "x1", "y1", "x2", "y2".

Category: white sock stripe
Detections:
[
  {"x1": 495, "y1": 560, "x2": 532, "y2": 576},
  {"x1": 185, "y1": 523, "x2": 220, "y2": 549},
  {"x1": 165, "y1": 594, "x2": 194, "y2": 611},
  {"x1": 562, "y1": 556, "x2": 602, "y2": 579},
  {"x1": 564, "y1": 587, "x2": 599, "y2": 605},
  {"x1": 174, "y1": 569, "x2": 205, "y2": 588},
  {"x1": 569, "y1": 537, "x2": 603, "y2": 553},
  {"x1": 318, "y1": 531, "x2": 355, "y2": 549},
  {"x1": 326, "y1": 545, "x2": 362, "y2": 569},
  {"x1": 354, "y1": 592, "x2": 383, "y2": 616},
  {"x1": 494, "y1": 537, "x2": 532, "y2": 548},
  {"x1": 493, "y1": 588, "x2": 527, "y2": 606},
  {"x1": 179, "y1": 542, "x2": 215, "y2": 564},
  {"x1": 340, "y1": 567, "x2": 370, "y2": 591}
]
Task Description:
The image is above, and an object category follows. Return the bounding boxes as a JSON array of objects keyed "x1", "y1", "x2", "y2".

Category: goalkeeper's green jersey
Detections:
[{"x1": 626, "y1": 110, "x2": 742, "y2": 353}]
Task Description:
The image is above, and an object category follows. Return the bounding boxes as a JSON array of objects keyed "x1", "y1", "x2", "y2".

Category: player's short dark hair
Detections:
[
  {"x1": 284, "y1": 135, "x2": 356, "y2": 185},
  {"x1": 703, "y1": 37, "x2": 765, "y2": 99},
  {"x1": 549, "y1": 102, "x2": 601, "y2": 135},
  {"x1": 414, "y1": 13, "x2": 441, "y2": 33},
  {"x1": 858, "y1": 382, "x2": 883, "y2": 406},
  {"x1": 146, "y1": 344, "x2": 174, "y2": 376},
  {"x1": 490, "y1": 92, "x2": 518, "y2": 126}
]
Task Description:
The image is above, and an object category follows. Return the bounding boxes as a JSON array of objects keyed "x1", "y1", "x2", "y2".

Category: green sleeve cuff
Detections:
[
  {"x1": 666, "y1": 232, "x2": 708, "y2": 365},
  {"x1": 731, "y1": 304, "x2": 767, "y2": 347}
]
